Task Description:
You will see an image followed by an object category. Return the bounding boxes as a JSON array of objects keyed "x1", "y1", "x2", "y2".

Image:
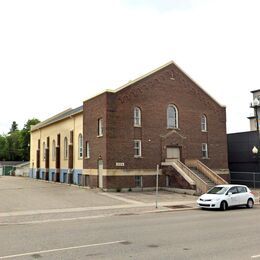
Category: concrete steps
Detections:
[{"x1": 189, "y1": 167, "x2": 215, "y2": 189}]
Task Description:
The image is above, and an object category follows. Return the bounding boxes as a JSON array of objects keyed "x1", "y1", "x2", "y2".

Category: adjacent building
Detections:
[
  {"x1": 228, "y1": 89, "x2": 260, "y2": 187},
  {"x1": 30, "y1": 106, "x2": 83, "y2": 185},
  {"x1": 30, "y1": 61, "x2": 229, "y2": 193}
]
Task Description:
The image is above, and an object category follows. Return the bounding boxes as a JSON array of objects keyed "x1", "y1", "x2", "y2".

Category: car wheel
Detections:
[
  {"x1": 220, "y1": 201, "x2": 228, "y2": 211},
  {"x1": 246, "y1": 198, "x2": 254, "y2": 208}
]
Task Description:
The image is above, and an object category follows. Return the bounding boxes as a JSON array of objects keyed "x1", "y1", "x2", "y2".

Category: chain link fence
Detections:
[{"x1": 230, "y1": 171, "x2": 260, "y2": 188}]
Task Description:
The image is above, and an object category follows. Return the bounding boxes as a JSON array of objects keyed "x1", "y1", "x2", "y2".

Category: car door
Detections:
[
  {"x1": 237, "y1": 186, "x2": 248, "y2": 205},
  {"x1": 226, "y1": 186, "x2": 239, "y2": 206}
]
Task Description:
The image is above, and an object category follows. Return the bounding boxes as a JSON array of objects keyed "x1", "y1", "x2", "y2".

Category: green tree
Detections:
[
  {"x1": 21, "y1": 118, "x2": 40, "y2": 161},
  {"x1": 0, "y1": 135, "x2": 8, "y2": 160},
  {"x1": 9, "y1": 121, "x2": 18, "y2": 133},
  {"x1": 0, "y1": 119, "x2": 40, "y2": 161},
  {"x1": 6, "y1": 131, "x2": 23, "y2": 161}
]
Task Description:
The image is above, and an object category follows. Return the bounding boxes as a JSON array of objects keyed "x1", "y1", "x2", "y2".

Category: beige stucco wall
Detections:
[{"x1": 30, "y1": 112, "x2": 83, "y2": 170}]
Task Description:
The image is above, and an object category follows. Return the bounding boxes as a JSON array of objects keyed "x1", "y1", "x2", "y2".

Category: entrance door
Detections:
[
  {"x1": 98, "y1": 160, "x2": 103, "y2": 189},
  {"x1": 166, "y1": 147, "x2": 180, "y2": 160}
]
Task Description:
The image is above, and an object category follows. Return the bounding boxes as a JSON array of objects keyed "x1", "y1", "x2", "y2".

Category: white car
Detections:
[{"x1": 197, "y1": 184, "x2": 255, "y2": 210}]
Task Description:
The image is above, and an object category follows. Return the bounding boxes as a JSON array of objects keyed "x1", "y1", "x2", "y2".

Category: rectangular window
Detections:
[
  {"x1": 134, "y1": 140, "x2": 142, "y2": 157},
  {"x1": 78, "y1": 134, "x2": 83, "y2": 159},
  {"x1": 134, "y1": 107, "x2": 141, "y2": 127},
  {"x1": 135, "y1": 176, "x2": 143, "y2": 187},
  {"x1": 202, "y1": 143, "x2": 208, "y2": 158},
  {"x1": 79, "y1": 148, "x2": 83, "y2": 159},
  {"x1": 98, "y1": 118, "x2": 103, "y2": 136},
  {"x1": 86, "y1": 141, "x2": 90, "y2": 159},
  {"x1": 201, "y1": 115, "x2": 207, "y2": 132}
]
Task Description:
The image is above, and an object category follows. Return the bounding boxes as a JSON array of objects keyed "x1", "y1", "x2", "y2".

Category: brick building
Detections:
[
  {"x1": 30, "y1": 61, "x2": 229, "y2": 193},
  {"x1": 82, "y1": 61, "x2": 229, "y2": 192}
]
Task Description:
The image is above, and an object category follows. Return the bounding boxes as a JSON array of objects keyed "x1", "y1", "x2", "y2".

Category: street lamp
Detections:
[{"x1": 252, "y1": 146, "x2": 258, "y2": 155}]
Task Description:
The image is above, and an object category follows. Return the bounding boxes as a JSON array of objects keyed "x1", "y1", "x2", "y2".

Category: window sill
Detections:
[
  {"x1": 97, "y1": 135, "x2": 103, "y2": 138},
  {"x1": 134, "y1": 125, "x2": 142, "y2": 128},
  {"x1": 201, "y1": 130, "x2": 208, "y2": 133},
  {"x1": 134, "y1": 156, "x2": 143, "y2": 158},
  {"x1": 202, "y1": 157, "x2": 210, "y2": 160},
  {"x1": 85, "y1": 157, "x2": 90, "y2": 160},
  {"x1": 167, "y1": 127, "x2": 180, "y2": 130}
]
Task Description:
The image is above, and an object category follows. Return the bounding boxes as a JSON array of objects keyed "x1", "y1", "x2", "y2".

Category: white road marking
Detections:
[{"x1": 0, "y1": 240, "x2": 126, "y2": 259}]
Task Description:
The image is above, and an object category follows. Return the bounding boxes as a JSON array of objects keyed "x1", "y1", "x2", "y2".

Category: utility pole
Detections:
[{"x1": 155, "y1": 164, "x2": 159, "y2": 209}]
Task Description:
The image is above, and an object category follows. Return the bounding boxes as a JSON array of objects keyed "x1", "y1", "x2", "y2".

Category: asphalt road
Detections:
[{"x1": 1, "y1": 207, "x2": 260, "y2": 259}]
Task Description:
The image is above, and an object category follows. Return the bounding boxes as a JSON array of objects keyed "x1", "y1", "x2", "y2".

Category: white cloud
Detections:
[{"x1": 0, "y1": 0, "x2": 260, "y2": 133}]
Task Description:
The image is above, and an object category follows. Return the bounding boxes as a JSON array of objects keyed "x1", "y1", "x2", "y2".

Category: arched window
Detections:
[
  {"x1": 134, "y1": 107, "x2": 141, "y2": 127},
  {"x1": 42, "y1": 142, "x2": 46, "y2": 161},
  {"x1": 201, "y1": 114, "x2": 207, "y2": 132},
  {"x1": 78, "y1": 134, "x2": 83, "y2": 159},
  {"x1": 64, "y1": 137, "x2": 68, "y2": 160},
  {"x1": 167, "y1": 104, "x2": 178, "y2": 129},
  {"x1": 52, "y1": 140, "x2": 56, "y2": 161}
]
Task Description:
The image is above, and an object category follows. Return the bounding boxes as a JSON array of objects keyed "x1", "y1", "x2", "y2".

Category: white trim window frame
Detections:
[
  {"x1": 86, "y1": 141, "x2": 90, "y2": 159},
  {"x1": 78, "y1": 134, "x2": 83, "y2": 159},
  {"x1": 201, "y1": 114, "x2": 207, "y2": 132},
  {"x1": 167, "y1": 104, "x2": 178, "y2": 129},
  {"x1": 98, "y1": 118, "x2": 103, "y2": 137},
  {"x1": 134, "y1": 107, "x2": 141, "y2": 127},
  {"x1": 134, "y1": 140, "x2": 142, "y2": 158},
  {"x1": 202, "y1": 143, "x2": 208, "y2": 158}
]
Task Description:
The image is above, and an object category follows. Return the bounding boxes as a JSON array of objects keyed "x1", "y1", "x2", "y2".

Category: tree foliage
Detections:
[{"x1": 0, "y1": 118, "x2": 40, "y2": 161}]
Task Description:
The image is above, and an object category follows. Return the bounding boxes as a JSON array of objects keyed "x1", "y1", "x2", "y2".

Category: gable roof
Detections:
[
  {"x1": 31, "y1": 105, "x2": 83, "y2": 132},
  {"x1": 85, "y1": 61, "x2": 224, "y2": 107}
]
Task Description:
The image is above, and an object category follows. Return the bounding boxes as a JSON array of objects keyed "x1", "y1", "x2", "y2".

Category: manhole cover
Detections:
[{"x1": 165, "y1": 205, "x2": 192, "y2": 209}]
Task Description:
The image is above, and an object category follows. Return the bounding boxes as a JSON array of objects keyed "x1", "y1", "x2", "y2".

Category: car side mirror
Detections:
[{"x1": 228, "y1": 192, "x2": 232, "y2": 196}]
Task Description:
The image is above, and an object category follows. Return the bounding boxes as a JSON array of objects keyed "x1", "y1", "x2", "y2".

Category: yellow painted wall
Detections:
[
  {"x1": 30, "y1": 130, "x2": 40, "y2": 168},
  {"x1": 30, "y1": 112, "x2": 83, "y2": 170}
]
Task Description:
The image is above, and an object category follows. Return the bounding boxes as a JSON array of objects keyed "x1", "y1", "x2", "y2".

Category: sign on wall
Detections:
[{"x1": 116, "y1": 162, "x2": 125, "y2": 167}]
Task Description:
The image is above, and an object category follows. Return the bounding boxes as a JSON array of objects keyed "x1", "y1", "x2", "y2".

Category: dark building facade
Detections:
[
  {"x1": 227, "y1": 89, "x2": 260, "y2": 188},
  {"x1": 228, "y1": 131, "x2": 260, "y2": 188},
  {"x1": 83, "y1": 61, "x2": 229, "y2": 191}
]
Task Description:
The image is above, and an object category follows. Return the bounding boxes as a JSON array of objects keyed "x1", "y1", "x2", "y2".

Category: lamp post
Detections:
[{"x1": 252, "y1": 146, "x2": 258, "y2": 188}]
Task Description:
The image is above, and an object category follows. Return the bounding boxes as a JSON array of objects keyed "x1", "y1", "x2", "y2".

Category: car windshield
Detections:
[{"x1": 207, "y1": 186, "x2": 228, "y2": 195}]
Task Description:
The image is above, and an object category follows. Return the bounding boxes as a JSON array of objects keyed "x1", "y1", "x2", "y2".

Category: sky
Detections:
[{"x1": 1, "y1": 0, "x2": 260, "y2": 134}]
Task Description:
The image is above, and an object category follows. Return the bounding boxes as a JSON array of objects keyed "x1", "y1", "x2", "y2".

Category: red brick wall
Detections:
[{"x1": 83, "y1": 93, "x2": 109, "y2": 169}]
